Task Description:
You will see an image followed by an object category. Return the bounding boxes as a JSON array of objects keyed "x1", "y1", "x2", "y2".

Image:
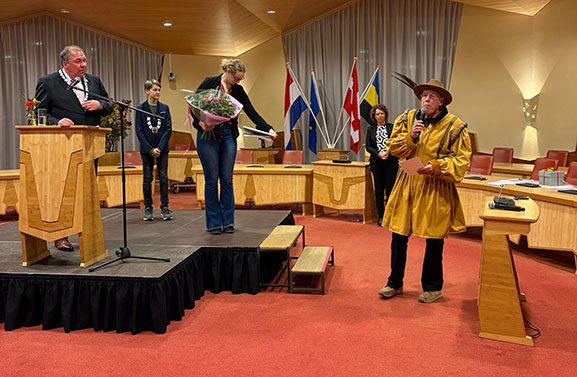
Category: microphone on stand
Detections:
[
  {"x1": 66, "y1": 77, "x2": 81, "y2": 91},
  {"x1": 415, "y1": 108, "x2": 426, "y2": 140}
]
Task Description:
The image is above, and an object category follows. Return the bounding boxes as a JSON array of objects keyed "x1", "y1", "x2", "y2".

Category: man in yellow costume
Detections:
[{"x1": 378, "y1": 79, "x2": 471, "y2": 303}]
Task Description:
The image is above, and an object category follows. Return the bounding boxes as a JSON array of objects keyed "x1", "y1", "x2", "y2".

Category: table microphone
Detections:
[
  {"x1": 66, "y1": 77, "x2": 81, "y2": 91},
  {"x1": 488, "y1": 202, "x2": 525, "y2": 211}
]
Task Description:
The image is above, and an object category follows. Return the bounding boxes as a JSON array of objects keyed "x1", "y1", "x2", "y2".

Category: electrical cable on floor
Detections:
[{"x1": 525, "y1": 318, "x2": 541, "y2": 339}]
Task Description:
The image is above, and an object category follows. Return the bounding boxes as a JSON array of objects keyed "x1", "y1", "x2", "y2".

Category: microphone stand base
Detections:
[{"x1": 89, "y1": 247, "x2": 170, "y2": 272}]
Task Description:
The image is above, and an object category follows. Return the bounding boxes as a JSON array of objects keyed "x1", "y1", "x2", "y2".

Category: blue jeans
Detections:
[
  {"x1": 141, "y1": 152, "x2": 169, "y2": 209},
  {"x1": 197, "y1": 125, "x2": 237, "y2": 231}
]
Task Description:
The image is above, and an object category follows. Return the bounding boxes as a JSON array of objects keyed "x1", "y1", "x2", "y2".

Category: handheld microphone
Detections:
[
  {"x1": 488, "y1": 202, "x2": 525, "y2": 212},
  {"x1": 66, "y1": 77, "x2": 81, "y2": 91},
  {"x1": 415, "y1": 108, "x2": 426, "y2": 140}
]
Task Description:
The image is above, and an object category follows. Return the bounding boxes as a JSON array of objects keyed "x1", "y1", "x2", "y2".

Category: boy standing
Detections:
[{"x1": 135, "y1": 79, "x2": 173, "y2": 221}]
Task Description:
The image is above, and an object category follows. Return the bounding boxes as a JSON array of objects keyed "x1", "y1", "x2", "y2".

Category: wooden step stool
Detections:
[
  {"x1": 258, "y1": 225, "x2": 304, "y2": 290},
  {"x1": 290, "y1": 246, "x2": 334, "y2": 294}
]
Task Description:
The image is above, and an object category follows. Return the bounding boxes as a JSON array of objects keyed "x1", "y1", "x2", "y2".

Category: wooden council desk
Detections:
[
  {"x1": 0, "y1": 169, "x2": 20, "y2": 214},
  {"x1": 97, "y1": 166, "x2": 154, "y2": 208},
  {"x1": 493, "y1": 162, "x2": 568, "y2": 178},
  {"x1": 457, "y1": 174, "x2": 577, "y2": 273},
  {"x1": 192, "y1": 164, "x2": 313, "y2": 215},
  {"x1": 167, "y1": 150, "x2": 200, "y2": 183},
  {"x1": 0, "y1": 167, "x2": 150, "y2": 212},
  {"x1": 312, "y1": 160, "x2": 377, "y2": 224}
]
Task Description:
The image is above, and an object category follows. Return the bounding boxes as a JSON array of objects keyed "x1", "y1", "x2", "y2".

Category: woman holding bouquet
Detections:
[{"x1": 192, "y1": 59, "x2": 277, "y2": 234}]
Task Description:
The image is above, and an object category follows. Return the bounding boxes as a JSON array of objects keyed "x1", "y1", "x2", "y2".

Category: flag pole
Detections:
[
  {"x1": 287, "y1": 63, "x2": 331, "y2": 147},
  {"x1": 331, "y1": 58, "x2": 357, "y2": 148},
  {"x1": 311, "y1": 69, "x2": 331, "y2": 148},
  {"x1": 359, "y1": 65, "x2": 380, "y2": 104}
]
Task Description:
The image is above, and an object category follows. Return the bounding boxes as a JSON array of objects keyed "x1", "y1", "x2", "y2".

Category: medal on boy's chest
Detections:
[{"x1": 147, "y1": 116, "x2": 161, "y2": 134}]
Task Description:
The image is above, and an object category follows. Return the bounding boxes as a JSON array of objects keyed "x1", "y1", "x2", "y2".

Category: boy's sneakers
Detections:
[
  {"x1": 378, "y1": 285, "x2": 403, "y2": 298},
  {"x1": 418, "y1": 290, "x2": 443, "y2": 303},
  {"x1": 143, "y1": 207, "x2": 154, "y2": 221},
  {"x1": 161, "y1": 207, "x2": 173, "y2": 221}
]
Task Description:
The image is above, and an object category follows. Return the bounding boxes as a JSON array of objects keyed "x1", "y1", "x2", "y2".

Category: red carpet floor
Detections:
[{"x1": 1, "y1": 191, "x2": 577, "y2": 376}]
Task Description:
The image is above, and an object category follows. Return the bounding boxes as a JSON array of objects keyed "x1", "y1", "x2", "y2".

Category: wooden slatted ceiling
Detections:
[
  {"x1": 458, "y1": 0, "x2": 552, "y2": 16},
  {"x1": 0, "y1": 0, "x2": 554, "y2": 55}
]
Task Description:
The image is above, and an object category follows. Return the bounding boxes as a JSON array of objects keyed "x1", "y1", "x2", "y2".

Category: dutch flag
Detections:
[{"x1": 283, "y1": 67, "x2": 307, "y2": 150}]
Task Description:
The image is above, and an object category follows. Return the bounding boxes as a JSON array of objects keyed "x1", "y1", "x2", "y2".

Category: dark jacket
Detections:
[
  {"x1": 34, "y1": 72, "x2": 112, "y2": 126},
  {"x1": 191, "y1": 74, "x2": 272, "y2": 139},
  {"x1": 135, "y1": 101, "x2": 172, "y2": 155},
  {"x1": 366, "y1": 123, "x2": 399, "y2": 166}
]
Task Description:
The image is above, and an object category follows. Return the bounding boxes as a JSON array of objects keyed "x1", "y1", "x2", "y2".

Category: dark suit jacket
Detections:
[
  {"x1": 191, "y1": 74, "x2": 272, "y2": 139},
  {"x1": 365, "y1": 123, "x2": 399, "y2": 166},
  {"x1": 34, "y1": 72, "x2": 112, "y2": 126},
  {"x1": 135, "y1": 101, "x2": 172, "y2": 155}
]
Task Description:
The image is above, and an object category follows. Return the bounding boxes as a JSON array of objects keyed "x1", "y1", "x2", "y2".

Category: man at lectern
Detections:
[
  {"x1": 34, "y1": 45, "x2": 112, "y2": 251},
  {"x1": 378, "y1": 80, "x2": 472, "y2": 303}
]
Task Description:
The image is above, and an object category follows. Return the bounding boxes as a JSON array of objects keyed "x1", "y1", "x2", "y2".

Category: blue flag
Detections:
[{"x1": 308, "y1": 73, "x2": 320, "y2": 154}]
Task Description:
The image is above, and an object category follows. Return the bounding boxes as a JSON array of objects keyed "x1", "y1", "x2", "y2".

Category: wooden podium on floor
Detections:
[
  {"x1": 312, "y1": 160, "x2": 377, "y2": 224},
  {"x1": 17, "y1": 126, "x2": 111, "y2": 267},
  {"x1": 478, "y1": 197, "x2": 539, "y2": 346}
]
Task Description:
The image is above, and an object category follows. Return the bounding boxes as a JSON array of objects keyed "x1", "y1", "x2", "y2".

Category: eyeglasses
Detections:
[{"x1": 232, "y1": 73, "x2": 243, "y2": 82}]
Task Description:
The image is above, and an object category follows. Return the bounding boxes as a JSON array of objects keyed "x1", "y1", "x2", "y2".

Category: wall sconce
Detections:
[
  {"x1": 521, "y1": 94, "x2": 540, "y2": 159},
  {"x1": 523, "y1": 94, "x2": 539, "y2": 126}
]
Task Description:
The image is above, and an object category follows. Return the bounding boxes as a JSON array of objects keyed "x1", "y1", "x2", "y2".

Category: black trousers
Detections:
[
  {"x1": 141, "y1": 152, "x2": 169, "y2": 209},
  {"x1": 370, "y1": 162, "x2": 398, "y2": 218},
  {"x1": 387, "y1": 232, "x2": 444, "y2": 292}
]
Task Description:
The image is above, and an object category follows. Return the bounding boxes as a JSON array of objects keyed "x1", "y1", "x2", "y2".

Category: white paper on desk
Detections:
[
  {"x1": 486, "y1": 179, "x2": 534, "y2": 187},
  {"x1": 399, "y1": 158, "x2": 424, "y2": 176}
]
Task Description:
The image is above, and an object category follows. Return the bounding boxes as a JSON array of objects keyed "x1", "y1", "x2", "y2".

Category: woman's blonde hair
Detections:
[{"x1": 221, "y1": 59, "x2": 246, "y2": 75}]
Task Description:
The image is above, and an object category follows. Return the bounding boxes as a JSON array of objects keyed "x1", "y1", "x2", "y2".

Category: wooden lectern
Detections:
[
  {"x1": 478, "y1": 197, "x2": 539, "y2": 346},
  {"x1": 17, "y1": 126, "x2": 111, "y2": 267}
]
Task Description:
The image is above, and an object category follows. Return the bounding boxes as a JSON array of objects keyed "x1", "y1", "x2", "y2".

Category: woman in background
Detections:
[
  {"x1": 365, "y1": 104, "x2": 399, "y2": 226},
  {"x1": 192, "y1": 59, "x2": 277, "y2": 234}
]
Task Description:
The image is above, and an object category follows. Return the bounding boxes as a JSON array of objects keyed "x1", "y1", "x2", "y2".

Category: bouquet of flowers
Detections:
[{"x1": 185, "y1": 89, "x2": 243, "y2": 139}]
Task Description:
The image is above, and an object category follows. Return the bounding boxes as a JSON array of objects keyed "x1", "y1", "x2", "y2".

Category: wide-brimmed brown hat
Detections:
[{"x1": 413, "y1": 79, "x2": 452, "y2": 105}]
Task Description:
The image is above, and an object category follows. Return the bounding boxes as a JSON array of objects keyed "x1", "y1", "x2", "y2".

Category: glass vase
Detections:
[{"x1": 26, "y1": 113, "x2": 37, "y2": 126}]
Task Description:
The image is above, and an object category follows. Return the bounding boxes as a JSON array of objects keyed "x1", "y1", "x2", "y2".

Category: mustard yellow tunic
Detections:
[{"x1": 382, "y1": 109, "x2": 472, "y2": 239}]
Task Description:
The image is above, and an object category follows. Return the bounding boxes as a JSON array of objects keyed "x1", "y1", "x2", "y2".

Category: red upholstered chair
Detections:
[
  {"x1": 174, "y1": 143, "x2": 189, "y2": 151},
  {"x1": 565, "y1": 162, "x2": 577, "y2": 185},
  {"x1": 545, "y1": 150, "x2": 569, "y2": 167},
  {"x1": 282, "y1": 150, "x2": 304, "y2": 165},
  {"x1": 235, "y1": 150, "x2": 253, "y2": 164},
  {"x1": 468, "y1": 154, "x2": 494, "y2": 175},
  {"x1": 530, "y1": 158, "x2": 558, "y2": 181},
  {"x1": 492, "y1": 147, "x2": 514, "y2": 163},
  {"x1": 123, "y1": 151, "x2": 143, "y2": 165}
]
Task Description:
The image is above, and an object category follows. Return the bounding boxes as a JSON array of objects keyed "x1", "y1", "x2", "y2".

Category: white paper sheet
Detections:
[{"x1": 486, "y1": 179, "x2": 535, "y2": 187}]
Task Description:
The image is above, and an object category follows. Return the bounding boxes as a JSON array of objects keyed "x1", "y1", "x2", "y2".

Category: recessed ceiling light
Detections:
[
  {"x1": 266, "y1": 9, "x2": 276, "y2": 14},
  {"x1": 60, "y1": 9, "x2": 71, "y2": 14},
  {"x1": 162, "y1": 20, "x2": 173, "y2": 27}
]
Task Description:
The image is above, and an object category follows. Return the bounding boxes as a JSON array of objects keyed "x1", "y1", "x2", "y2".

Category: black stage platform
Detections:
[{"x1": 0, "y1": 209, "x2": 294, "y2": 334}]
